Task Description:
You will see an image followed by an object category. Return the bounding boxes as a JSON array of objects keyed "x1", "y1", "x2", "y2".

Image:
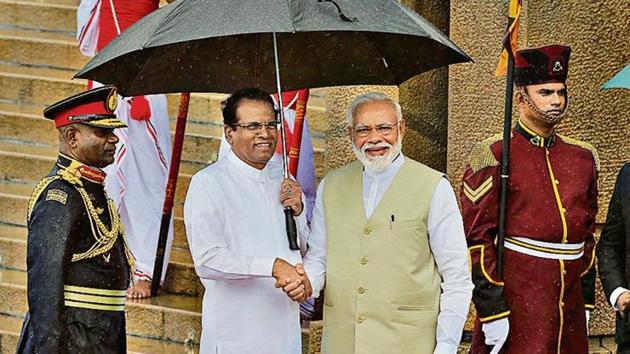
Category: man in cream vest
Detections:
[{"x1": 303, "y1": 92, "x2": 473, "y2": 354}]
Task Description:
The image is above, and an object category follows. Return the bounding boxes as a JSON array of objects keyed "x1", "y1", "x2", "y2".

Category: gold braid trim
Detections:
[
  {"x1": 557, "y1": 135, "x2": 600, "y2": 172},
  {"x1": 28, "y1": 167, "x2": 135, "y2": 274},
  {"x1": 58, "y1": 167, "x2": 83, "y2": 187},
  {"x1": 468, "y1": 133, "x2": 502, "y2": 173},
  {"x1": 69, "y1": 177, "x2": 136, "y2": 274},
  {"x1": 27, "y1": 176, "x2": 61, "y2": 222}
]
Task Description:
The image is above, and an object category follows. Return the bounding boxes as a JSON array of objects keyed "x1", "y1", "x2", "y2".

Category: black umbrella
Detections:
[
  {"x1": 75, "y1": 0, "x2": 471, "y2": 295},
  {"x1": 76, "y1": 0, "x2": 470, "y2": 95}
]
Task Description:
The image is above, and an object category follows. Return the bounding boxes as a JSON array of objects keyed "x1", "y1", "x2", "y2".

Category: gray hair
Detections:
[{"x1": 346, "y1": 92, "x2": 402, "y2": 127}]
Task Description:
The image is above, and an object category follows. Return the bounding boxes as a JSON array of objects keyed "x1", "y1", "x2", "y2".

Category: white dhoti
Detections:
[{"x1": 104, "y1": 94, "x2": 173, "y2": 282}]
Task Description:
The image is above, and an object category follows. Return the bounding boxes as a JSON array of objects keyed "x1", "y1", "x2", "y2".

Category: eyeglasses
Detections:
[
  {"x1": 229, "y1": 120, "x2": 279, "y2": 132},
  {"x1": 352, "y1": 121, "x2": 401, "y2": 138}
]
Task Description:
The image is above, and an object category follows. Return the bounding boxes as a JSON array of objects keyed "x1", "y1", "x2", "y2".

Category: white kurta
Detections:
[{"x1": 184, "y1": 151, "x2": 309, "y2": 354}]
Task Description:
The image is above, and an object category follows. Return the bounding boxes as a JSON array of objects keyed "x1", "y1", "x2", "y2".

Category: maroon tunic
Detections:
[{"x1": 461, "y1": 121, "x2": 598, "y2": 354}]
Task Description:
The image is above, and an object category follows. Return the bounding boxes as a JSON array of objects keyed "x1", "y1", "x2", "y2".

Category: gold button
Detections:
[
  {"x1": 360, "y1": 257, "x2": 369, "y2": 265},
  {"x1": 562, "y1": 270, "x2": 567, "y2": 275},
  {"x1": 562, "y1": 208, "x2": 567, "y2": 214},
  {"x1": 357, "y1": 316, "x2": 365, "y2": 324},
  {"x1": 363, "y1": 227, "x2": 371, "y2": 235},
  {"x1": 554, "y1": 179, "x2": 560, "y2": 185},
  {"x1": 358, "y1": 287, "x2": 365, "y2": 294},
  {"x1": 560, "y1": 302, "x2": 565, "y2": 307}
]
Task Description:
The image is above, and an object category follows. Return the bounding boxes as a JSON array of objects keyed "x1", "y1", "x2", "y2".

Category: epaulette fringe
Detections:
[{"x1": 468, "y1": 133, "x2": 502, "y2": 173}]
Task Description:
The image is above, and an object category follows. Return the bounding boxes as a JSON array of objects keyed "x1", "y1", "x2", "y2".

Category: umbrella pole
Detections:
[
  {"x1": 496, "y1": 53, "x2": 515, "y2": 279},
  {"x1": 150, "y1": 92, "x2": 191, "y2": 296},
  {"x1": 273, "y1": 32, "x2": 299, "y2": 251}
]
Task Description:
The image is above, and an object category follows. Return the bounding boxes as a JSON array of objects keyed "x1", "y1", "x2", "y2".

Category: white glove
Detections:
[
  {"x1": 482, "y1": 317, "x2": 509, "y2": 354},
  {"x1": 585, "y1": 310, "x2": 590, "y2": 334}
]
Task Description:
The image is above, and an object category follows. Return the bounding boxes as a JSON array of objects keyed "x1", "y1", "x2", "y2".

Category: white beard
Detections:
[{"x1": 352, "y1": 135, "x2": 402, "y2": 173}]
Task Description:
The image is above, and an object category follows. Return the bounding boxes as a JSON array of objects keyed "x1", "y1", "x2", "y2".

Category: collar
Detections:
[
  {"x1": 515, "y1": 120, "x2": 556, "y2": 148},
  {"x1": 363, "y1": 153, "x2": 405, "y2": 178},
  {"x1": 57, "y1": 154, "x2": 107, "y2": 184},
  {"x1": 226, "y1": 150, "x2": 269, "y2": 180}
]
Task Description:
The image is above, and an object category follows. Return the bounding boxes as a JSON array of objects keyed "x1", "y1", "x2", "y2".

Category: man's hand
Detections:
[
  {"x1": 272, "y1": 258, "x2": 301, "y2": 285},
  {"x1": 272, "y1": 259, "x2": 312, "y2": 303},
  {"x1": 482, "y1": 317, "x2": 509, "y2": 354},
  {"x1": 280, "y1": 179, "x2": 303, "y2": 216},
  {"x1": 617, "y1": 291, "x2": 630, "y2": 316},
  {"x1": 281, "y1": 264, "x2": 312, "y2": 303}
]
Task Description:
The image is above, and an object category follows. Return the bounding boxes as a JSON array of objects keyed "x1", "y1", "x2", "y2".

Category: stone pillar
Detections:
[
  {"x1": 399, "y1": 0, "x2": 451, "y2": 172},
  {"x1": 449, "y1": 0, "x2": 629, "y2": 337}
]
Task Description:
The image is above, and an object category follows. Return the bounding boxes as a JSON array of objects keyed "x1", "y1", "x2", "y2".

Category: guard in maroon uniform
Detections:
[{"x1": 461, "y1": 45, "x2": 597, "y2": 354}]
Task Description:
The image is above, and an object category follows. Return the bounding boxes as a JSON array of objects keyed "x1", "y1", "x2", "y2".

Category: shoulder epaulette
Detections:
[
  {"x1": 558, "y1": 134, "x2": 600, "y2": 172},
  {"x1": 467, "y1": 133, "x2": 502, "y2": 173},
  {"x1": 27, "y1": 176, "x2": 61, "y2": 221},
  {"x1": 57, "y1": 167, "x2": 83, "y2": 186}
]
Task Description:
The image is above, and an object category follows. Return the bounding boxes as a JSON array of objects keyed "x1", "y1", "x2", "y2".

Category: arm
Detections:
[
  {"x1": 581, "y1": 161, "x2": 599, "y2": 310},
  {"x1": 598, "y1": 164, "x2": 629, "y2": 308},
  {"x1": 461, "y1": 162, "x2": 510, "y2": 322},
  {"x1": 184, "y1": 173, "x2": 276, "y2": 280},
  {"x1": 301, "y1": 180, "x2": 327, "y2": 298},
  {"x1": 26, "y1": 182, "x2": 79, "y2": 353},
  {"x1": 428, "y1": 178, "x2": 474, "y2": 353}
]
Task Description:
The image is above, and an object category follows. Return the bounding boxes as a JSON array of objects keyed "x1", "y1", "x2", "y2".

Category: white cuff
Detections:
[
  {"x1": 250, "y1": 257, "x2": 277, "y2": 277},
  {"x1": 433, "y1": 342, "x2": 458, "y2": 354},
  {"x1": 610, "y1": 287, "x2": 628, "y2": 310}
]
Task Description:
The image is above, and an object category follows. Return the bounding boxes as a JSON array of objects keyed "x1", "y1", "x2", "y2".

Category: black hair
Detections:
[{"x1": 222, "y1": 87, "x2": 277, "y2": 125}]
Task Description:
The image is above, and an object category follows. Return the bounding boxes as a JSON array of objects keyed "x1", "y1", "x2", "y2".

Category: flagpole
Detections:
[
  {"x1": 496, "y1": 17, "x2": 517, "y2": 279},
  {"x1": 150, "y1": 92, "x2": 190, "y2": 296},
  {"x1": 273, "y1": 32, "x2": 299, "y2": 251},
  {"x1": 287, "y1": 91, "x2": 308, "y2": 176}
]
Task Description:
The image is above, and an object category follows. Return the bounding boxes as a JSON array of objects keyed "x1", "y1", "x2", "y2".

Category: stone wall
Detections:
[{"x1": 399, "y1": 0, "x2": 451, "y2": 172}]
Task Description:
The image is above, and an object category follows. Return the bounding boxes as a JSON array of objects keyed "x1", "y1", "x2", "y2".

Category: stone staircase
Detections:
[{"x1": 0, "y1": 0, "x2": 327, "y2": 353}]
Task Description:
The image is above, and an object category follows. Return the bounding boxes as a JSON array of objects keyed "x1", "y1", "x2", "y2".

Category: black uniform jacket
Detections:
[
  {"x1": 17, "y1": 155, "x2": 130, "y2": 354},
  {"x1": 599, "y1": 163, "x2": 630, "y2": 345}
]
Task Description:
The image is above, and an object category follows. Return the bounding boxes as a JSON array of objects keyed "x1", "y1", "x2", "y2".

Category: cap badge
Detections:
[
  {"x1": 107, "y1": 90, "x2": 118, "y2": 111},
  {"x1": 552, "y1": 61, "x2": 564, "y2": 73}
]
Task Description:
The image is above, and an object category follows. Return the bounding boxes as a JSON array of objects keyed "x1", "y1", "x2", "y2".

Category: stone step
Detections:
[
  {"x1": 12, "y1": 0, "x2": 78, "y2": 7},
  {"x1": 0, "y1": 140, "x2": 195, "y2": 206},
  {"x1": 0, "y1": 0, "x2": 77, "y2": 35},
  {"x1": 0, "y1": 27, "x2": 85, "y2": 71},
  {"x1": 0, "y1": 64, "x2": 210, "y2": 121},
  {"x1": 0, "y1": 268, "x2": 202, "y2": 348},
  {"x1": 0, "y1": 179, "x2": 201, "y2": 296},
  {"x1": 0, "y1": 64, "x2": 329, "y2": 138},
  {"x1": 0, "y1": 105, "x2": 229, "y2": 163},
  {"x1": 0, "y1": 314, "x2": 199, "y2": 354}
]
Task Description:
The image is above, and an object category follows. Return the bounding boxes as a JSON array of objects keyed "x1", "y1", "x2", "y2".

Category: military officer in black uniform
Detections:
[{"x1": 16, "y1": 85, "x2": 134, "y2": 354}]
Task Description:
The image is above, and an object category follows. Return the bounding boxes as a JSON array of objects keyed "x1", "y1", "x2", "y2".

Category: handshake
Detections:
[{"x1": 272, "y1": 258, "x2": 312, "y2": 303}]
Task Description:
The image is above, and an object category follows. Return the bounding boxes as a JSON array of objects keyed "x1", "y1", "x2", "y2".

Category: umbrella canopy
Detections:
[
  {"x1": 75, "y1": 0, "x2": 471, "y2": 96},
  {"x1": 602, "y1": 64, "x2": 630, "y2": 89}
]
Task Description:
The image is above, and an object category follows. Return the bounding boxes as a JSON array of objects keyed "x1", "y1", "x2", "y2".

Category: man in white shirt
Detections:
[
  {"x1": 303, "y1": 92, "x2": 473, "y2": 354},
  {"x1": 184, "y1": 88, "x2": 322, "y2": 354}
]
